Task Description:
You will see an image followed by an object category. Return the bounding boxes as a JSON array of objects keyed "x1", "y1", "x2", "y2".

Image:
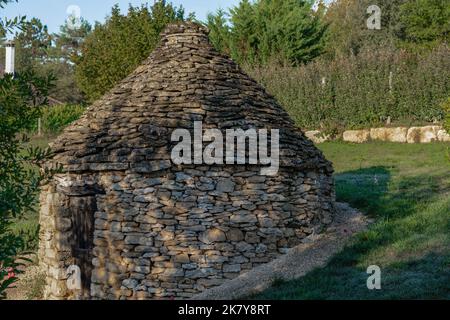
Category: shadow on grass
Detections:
[
  {"x1": 254, "y1": 252, "x2": 450, "y2": 300},
  {"x1": 334, "y1": 166, "x2": 391, "y2": 218},
  {"x1": 252, "y1": 165, "x2": 450, "y2": 299},
  {"x1": 336, "y1": 166, "x2": 449, "y2": 219}
]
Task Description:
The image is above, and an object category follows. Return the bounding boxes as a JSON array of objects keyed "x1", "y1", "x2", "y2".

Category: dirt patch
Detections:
[{"x1": 5, "y1": 254, "x2": 45, "y2": 300}]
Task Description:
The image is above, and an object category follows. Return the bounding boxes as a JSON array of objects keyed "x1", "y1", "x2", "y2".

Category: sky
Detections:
[{"x1": 1, "y1": 0, "x2": 242, "y2": 34}]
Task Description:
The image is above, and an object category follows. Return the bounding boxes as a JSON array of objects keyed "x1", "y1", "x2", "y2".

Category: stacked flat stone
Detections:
[{"x1": 38, "y1": 22, "x2": 335, "y2": 300}]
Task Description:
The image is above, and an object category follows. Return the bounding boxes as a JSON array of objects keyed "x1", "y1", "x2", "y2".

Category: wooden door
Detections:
[{"x1": 69, "y1": 196, "x2": 97, "y2": 299}]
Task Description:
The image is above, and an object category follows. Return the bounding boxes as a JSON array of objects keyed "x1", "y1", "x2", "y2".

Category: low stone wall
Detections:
[
  {"x1": 39, "y1": 165, "x2": 335, "y2": 300},
  {"x1": 305, "y1": 126, "x2": 450, "y2": 144}
]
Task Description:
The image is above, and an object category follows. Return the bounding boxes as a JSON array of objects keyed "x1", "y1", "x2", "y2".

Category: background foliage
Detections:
[
  {"x1": 2, "y1": 0, "x2": 449, "y2": 131},
  {"x1": 0, "y1": 70, "x2": 54, "y2": 299},
  {"x1": 206, "y1": 0, "x2": 328, "y2": 65},
  {"x1": 443, "y1": 98, "x2": 450, "y2": 132},
  {"x1": 30, "y1": 104, "x2": 85, "y2": 134},
  {"x1": 75, "y1": 1, "x2": 191, "y2": 101},
  {"x1": 205, "y1": 0, "x2": 450, "y2": 132},
  {"x1": 248, "y1": 44, "x2": 450, "y2": 132},
  {"x1": 0, "y1": 17, "x2": 90, "y2": 104}
]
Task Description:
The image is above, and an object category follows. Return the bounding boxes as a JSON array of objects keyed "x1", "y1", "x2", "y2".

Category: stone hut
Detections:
[{"x1": 38, "y1": 22, "x2": 335, "y2": 300}]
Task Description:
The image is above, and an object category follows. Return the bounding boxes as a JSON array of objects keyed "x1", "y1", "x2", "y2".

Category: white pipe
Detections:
[{"x1": 5, "y1": 41, "x2": 15, "y2": 74}]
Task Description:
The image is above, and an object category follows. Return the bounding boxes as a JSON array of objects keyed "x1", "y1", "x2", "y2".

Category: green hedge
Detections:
[
  {"x1": 443, "y1": 97, "x2": 450, "y2": 132},
  {"x1": 247, "y1": 45, "x2": 450, "y2": 134},
  {"x1": 31, "y1": 104, "x2": 86, "y2": 134}
]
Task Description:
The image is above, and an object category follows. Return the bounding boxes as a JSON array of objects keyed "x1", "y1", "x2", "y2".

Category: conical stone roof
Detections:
[{"x1": 50, "y1": 22, "x2": 333, "y2": 174}]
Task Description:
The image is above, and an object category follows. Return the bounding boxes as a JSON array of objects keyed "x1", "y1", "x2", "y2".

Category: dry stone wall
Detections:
[
  {"x1": 38, "y1": 22, "x2": 335, "y2": 300},
  {"x1": 39, "y1": 165, "x2": 334, "y2": 300}
]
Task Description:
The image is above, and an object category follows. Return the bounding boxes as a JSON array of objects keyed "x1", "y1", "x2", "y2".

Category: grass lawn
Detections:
[{"x1": 253, "y1": 142, "x2": 450, "y2": 299}]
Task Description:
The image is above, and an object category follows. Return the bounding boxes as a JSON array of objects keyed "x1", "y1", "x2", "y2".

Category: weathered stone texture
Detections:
[
  {"x1": 407, "y1": 126, "x2": 441, "y2": 143},
  {"x1": 370, "y1": 127, "x2": 408, "y2": 143},
  {"x1": 38, "y1": 22, "x2": 335, "y2": 300},
  {"x1": 437, "y1": 129, "x2": 450, "y2": 142},
  {"x1": 342, "y1": 130, "x2": 371, "y2": 143},
  {"x1": 304, "y1": 130, "x2": 330, "y2": 144}
]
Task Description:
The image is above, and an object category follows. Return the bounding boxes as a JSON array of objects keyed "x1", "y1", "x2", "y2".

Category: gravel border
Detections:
[{"x1": 191, "y1": 203, "x2": 369, "y2": 300}]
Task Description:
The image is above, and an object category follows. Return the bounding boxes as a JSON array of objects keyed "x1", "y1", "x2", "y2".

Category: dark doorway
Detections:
[{"x1": 69, "y1": 196, "x2": 97, "y2": 299}]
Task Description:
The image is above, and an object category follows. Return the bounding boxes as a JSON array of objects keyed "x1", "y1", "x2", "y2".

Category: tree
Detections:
[
  {"x1": 206, "y1": 9, "x2": 230, "y2": 55},
  {"x1": 75, "y1": 1, "x2": 190, "y2": 101},
  {"x1": 399, "y1": 0, "x2": 450, "y2": 50},
  {"x1": 14, "y1": 18, "x2": 52, "y2": 71},
  {"x1": 0, "y1": 71, "x2": 55, "y2": 299},
  {"x1": 3, "y1": 17, "x2": 88, "y2": 103},
  {"x1": 207, "y1": 0, "x2": 328, "y2": 65},
  {"x1": 1, "y1": 15, "x2": 91, "y2": 103},
  {"x1": 0, "y1": 0, "x2": 55, "y2": 299},
  {"x1": 44, "y1": 19, "x2": 92, "y2": 103},
  {"x1": 324, "y1": 0, "x2": 365, "y2": 56},
  {"x1": 264, "y1": 0, "x2": 327, "y2": 64},
  {"x1": 324, "y1": 0, "x2": 408, "y2": 57},
  {"x1": 38, "y1": 58, "x2": 85, "y2": 104},
  {"x1": 0, "y1": 0, "x2": 25, "y2": 37},
  {"x1": 54, "y1": 18, "x2": 92, "y2": 64},
  {"x1": 324, "y1": 0, "x2": 450, "y2": 56},
  {"x1": 228, "y1": 0, "x2": 258, "y2": 63}
]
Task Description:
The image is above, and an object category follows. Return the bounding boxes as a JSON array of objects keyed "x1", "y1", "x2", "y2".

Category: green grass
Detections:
[{"x1": 253, "y1": 142, "x2": 450, "y2": 299}]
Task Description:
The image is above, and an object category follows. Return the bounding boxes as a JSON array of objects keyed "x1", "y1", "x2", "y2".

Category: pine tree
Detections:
[
  {"x1": 206, "y1": 9, "x2": 230, "y2": 55},
  {"x1": 229, "y1": 0, "x2": 257, "y2": 63},
  {"x1": 14, "y1": 18, "x2": 52, "y2": 71},
  {"x1": 207, "y1": 0, "x2": 328, "y2": 65},
  {"x1": 54, "y1": 18, "x2": 92, "y2": 64}
]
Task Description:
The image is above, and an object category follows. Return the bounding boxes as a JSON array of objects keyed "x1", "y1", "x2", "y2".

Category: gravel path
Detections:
[
  {"x1": 192, "y1": 203, "x2": 369, "y2": 300},
  {"x1": 5, "y1": 254, "x2": 43, "y2": 300}
]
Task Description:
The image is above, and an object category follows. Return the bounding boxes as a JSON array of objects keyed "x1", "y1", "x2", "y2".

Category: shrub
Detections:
[
  {"x1": 24, "y1": 269, "x2": 46, "y2": 300},
  {"x1": 442, "y1": 98, "x2": 450, "y2": 132},
  {"x1": 31, "y1": 104, "x2": 85, "y2": 134}
]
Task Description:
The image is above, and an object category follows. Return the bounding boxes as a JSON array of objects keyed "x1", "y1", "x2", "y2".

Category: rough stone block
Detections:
[
  {"x1": 370, "y1": 127, "x2": 408, "y2": 143},
  {"x1": 199, "y1": 228, "x2": 226, "y2": 244},
  {"x1": 343, "y1": 130, "x2": 370, "y2": 143},
  {"x1": 407, "y1": 126, "x2": 440, "y2": 143}
]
